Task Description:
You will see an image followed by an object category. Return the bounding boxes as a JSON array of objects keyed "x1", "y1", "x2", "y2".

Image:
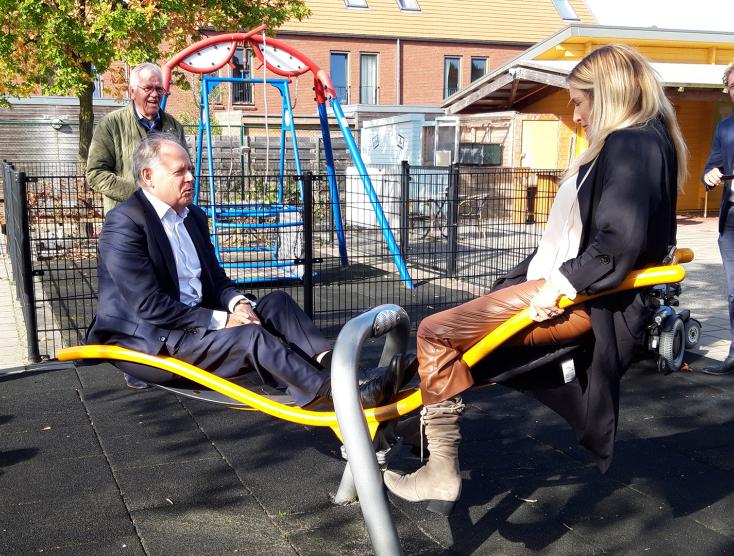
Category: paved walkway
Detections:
[
  {"x1": 676, "y1": 215, "x2": 731, "y2": 362},
  {"x1": 1, "y1": 218, "x2": 734, "y2": 555},
  {"x1": 0, "y1": 239, "x2": 27, "y2": 369}
]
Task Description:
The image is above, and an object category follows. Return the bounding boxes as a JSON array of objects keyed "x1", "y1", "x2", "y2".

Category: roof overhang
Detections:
[{"x1": 443, "y1": 24, "x2": 734, "y2": 115}]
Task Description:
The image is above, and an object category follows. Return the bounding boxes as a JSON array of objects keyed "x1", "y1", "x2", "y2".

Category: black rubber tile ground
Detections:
[{"x1": 3, "y1": 358, "x2": 734, "y2": 554}]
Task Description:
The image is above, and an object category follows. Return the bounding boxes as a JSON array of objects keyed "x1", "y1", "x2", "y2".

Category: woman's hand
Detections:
[{"x1": 529, "y1": 282, "x2": 564, "y2": 322}]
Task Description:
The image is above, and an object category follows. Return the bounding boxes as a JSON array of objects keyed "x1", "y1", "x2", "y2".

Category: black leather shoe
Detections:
[
  {"x1": 701, "y1": 356, "x2": 734, "y2": 376},
  {"x1": 358, "y1": 366, "x2": 398, "y2": 408}
]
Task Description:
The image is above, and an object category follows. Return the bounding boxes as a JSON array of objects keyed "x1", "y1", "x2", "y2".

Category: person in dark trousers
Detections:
[
  {"x1": 87, "y1": 134, "x2": 405, "y2": 407},
  {"x1": 701, "y1": 63, "x2": 734, "y2": 376},
  {"x1": 384, "y1": 44, "x2": 687, "y2": 516}
]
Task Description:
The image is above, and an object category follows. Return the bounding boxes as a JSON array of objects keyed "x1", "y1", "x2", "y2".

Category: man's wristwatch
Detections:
[{"x1": 235, "y1": 298, "x2": 256, "y2": 309}]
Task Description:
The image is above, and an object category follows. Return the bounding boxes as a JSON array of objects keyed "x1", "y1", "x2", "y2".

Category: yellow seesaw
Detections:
[{"x1": 56, "y1": 248, "x2": 692, "y2": 442}]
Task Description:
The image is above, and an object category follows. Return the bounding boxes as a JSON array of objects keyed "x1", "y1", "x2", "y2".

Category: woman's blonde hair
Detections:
[{"x1": 566, "y1": 44, "x2": 688, "y2": 192}]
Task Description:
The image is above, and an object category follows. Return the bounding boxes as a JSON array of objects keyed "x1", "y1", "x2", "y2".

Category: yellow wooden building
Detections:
[{"x1": 442, "y1": 24, "x2": 734, "y2": 213}]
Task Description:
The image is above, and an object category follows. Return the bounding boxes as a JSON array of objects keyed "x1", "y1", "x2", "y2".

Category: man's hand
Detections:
[
  {"x1": 704, "y1": 168, "x2": 723, "y2": 190},
  {"x1": 226, "y1": 301, "x2": 261, "y2": 328},
  {"x1": 528, "y1": 282, "x2": 565, "y2": 323}
]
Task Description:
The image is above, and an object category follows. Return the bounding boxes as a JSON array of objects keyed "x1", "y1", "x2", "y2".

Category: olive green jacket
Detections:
[{"x1": 86, "y1": 103, "x2": 186, "y2": 214}]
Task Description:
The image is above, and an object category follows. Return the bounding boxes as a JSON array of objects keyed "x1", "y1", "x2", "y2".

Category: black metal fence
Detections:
[{"x1": 2, "y1": 161, "x2": 561, "y2": 360}]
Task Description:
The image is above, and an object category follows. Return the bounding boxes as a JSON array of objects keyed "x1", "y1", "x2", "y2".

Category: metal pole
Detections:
[
  {"x1": 302, "y1": 172, "x2": 314, "y2": 319},
  {"x1": 328, "y1": 97, "x2": 414, "y2": 289},
  {"x1": 446, "y1": 164, "x2": 459, "y2": 277},
  {"x1": 399, "y1": 161, "x2": 410, "y2": 257},
  {"x1": 331, "y1": 304, "x2": 408, "y2": 556},
  {"x1": 18, "y1": 172, "x2": 40, "y2": 363}
]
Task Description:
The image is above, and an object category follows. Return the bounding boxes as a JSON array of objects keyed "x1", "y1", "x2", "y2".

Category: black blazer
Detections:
[
  {"x1": 87, "y1": 189, "x2": 241, "y2": 354},
  {"x1": 494, "y1": 117, "x2": 678, "y2": 471},
  {"x1": 702, "y1": 113, "x2": 734, "y2": 233}
]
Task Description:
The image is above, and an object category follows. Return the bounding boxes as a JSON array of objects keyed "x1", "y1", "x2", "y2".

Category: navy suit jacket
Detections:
[
  {"x1": 703, "y1": 113, "x2": 734, "y2": 233},
  {"x1": 87, "y1": 189, "x2": 242, "y2": 354}
]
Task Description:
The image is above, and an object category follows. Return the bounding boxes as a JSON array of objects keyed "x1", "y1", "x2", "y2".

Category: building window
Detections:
[
  {"x1": 330, "y1": 52, "x2": 349, "y2": 104},
  {"x1": 444, "y1": 56, "x2": 460, "y2": 98},
  {"x1": 551, "y1": 0, "x2": 579, "y2": 20},
  {"x1": 91, "y1": 65, "x2": 105, "y2": 99},
  {"x1": 231, "y1": 47, "x2": 253, "y2": 105},
  {"x1": 344, "y1": 0, "x2": 368, "y2": 7},
  {"x1": 470, "y1": 57, "x2": 487, "y2": 82},
  {"x1": 360, "y1": 53, "x2": 378, "y2": 104},
  {"x1": 396, "y1": 0, "x2": 420, "y2": 11}
]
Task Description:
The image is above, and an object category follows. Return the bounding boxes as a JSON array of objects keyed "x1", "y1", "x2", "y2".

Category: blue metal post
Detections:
[
  {"x1": 317, "y1": 101, "x2": 348, "y2": 267},
  {"x1": 280, "y1": 83, "x2": 304, "y2": 198},
  {"x1": 193, "y1": 101, "x2": 206, "y2": 202},
  {"x1": 202, "y1": 77, "x2": 221, "y2": 258},
  {"x1": 329, "y1": 97, "x2": 414, "y2": 288}
]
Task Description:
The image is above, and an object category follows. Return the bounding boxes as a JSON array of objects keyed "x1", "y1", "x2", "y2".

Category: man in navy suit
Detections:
[
  {"x1": 87, "y1": 134, "x2": 401, "y2": 407},
  {"x1": 702, "y1": 63, "x2": 734, "y2": 376}
]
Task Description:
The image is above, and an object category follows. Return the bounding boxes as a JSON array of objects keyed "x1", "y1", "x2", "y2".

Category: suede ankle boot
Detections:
[{"x1": 383, "y1": 396, "x2": 465, "y2": 516}]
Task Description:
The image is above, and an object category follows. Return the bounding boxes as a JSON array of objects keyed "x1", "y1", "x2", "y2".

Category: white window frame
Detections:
[
  {"x1": 444, "y1": 56, "x2": 461, "y2": 99},
  {"x1": 551, "y1": 0, "x2": 579, "y2": 21},
  {"x1": 396, "y1": 0, "x2": 420, "y2": 11},
  {"x1": 470, "y1": 57, "x2": 487, "y2": 82},
  {"x1": 330, "y1": 51, "x2": 350, "y2": 104},
  {"x1": 344, "y1": 0, "x2": 368, "y2": 8},
  {"x1": 360, "y1": 52, "x2": 379, "y2": 105}
]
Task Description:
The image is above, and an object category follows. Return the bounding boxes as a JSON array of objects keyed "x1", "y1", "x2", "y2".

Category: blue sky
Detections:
[{"x1": 585, "y1": 0, "x2": 734, "y2": 32}]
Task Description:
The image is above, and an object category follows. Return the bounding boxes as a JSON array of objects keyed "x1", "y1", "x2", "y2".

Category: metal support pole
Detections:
[
  {"x1": 399, "y1": 161, "x2": 410, "y2": 257},
  {"x1": 18, "y1": 172, "x2": 40, "y2": 363},
  {"x1": 328, "y1": 97, "x2": 414, "y2": 289},
  {"x1": 302, "y1": 172, "x2": 314, "y2": 319},
  {"x1": 331, "y1": 304, "x2": 409, "y2": 556},
  {"x1": 446, "y1": 163, "x2": 459, "y2": 278}
]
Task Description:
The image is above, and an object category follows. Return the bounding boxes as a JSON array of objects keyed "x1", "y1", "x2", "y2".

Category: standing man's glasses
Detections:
[{"x1": 138, "y1": 85, "x2": 169, "y2": 96}]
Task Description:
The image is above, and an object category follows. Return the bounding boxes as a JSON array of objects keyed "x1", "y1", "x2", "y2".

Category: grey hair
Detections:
[
  {"x1": 724, "y1": 64, "x2": 734, "y2": 88},
  {"x1": 132, "y1": 133, "x2": 188, "y2": 189},
  {"x1": 130, "y1": 63, "x2": 163, "y2": 89}
]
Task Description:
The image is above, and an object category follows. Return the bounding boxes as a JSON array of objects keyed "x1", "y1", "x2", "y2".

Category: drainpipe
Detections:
[{"x1": 396, "y1": 38, "x2": 401, "y2": 105}]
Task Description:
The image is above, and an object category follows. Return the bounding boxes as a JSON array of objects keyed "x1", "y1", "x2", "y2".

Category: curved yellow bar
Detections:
[
  {"x1": 461, "y1": 264, "x2": 685, "y2": 368},
  {"x1": 56, "y1": 344, "x2": 422, "y2": 438}
]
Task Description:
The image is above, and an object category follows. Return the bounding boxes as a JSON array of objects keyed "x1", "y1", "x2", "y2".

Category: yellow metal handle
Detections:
[{"x1": 461, "y1": 264, "x2": 685, "y2": 368}]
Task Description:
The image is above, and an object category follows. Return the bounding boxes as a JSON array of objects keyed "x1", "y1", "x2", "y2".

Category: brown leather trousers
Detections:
[{"x1": 417, "y1": 279, "x2": 592, "y2": 405}]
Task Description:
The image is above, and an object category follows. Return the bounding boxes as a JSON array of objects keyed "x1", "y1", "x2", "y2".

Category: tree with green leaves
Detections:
[{"x1": 0, "y1": 0, "x2": 309, "y2": 163}]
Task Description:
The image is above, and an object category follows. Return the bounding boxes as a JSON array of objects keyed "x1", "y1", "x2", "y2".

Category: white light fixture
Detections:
[{"x1": 50, "y1": 118, "x2": 65, "y2": 131}]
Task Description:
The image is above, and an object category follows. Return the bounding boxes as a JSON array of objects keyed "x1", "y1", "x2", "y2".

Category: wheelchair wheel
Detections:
[
  {"x1": 684, "y1": 318, "x2": 701, "y2": 349},
  {"x1": 659, "y1": 317, "x2": 685, "y2": 373}
]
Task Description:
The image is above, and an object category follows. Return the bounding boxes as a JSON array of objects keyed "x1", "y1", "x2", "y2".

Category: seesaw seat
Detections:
[{"x1": 57, "y1": 252, "x2": 691, "y2": 441}]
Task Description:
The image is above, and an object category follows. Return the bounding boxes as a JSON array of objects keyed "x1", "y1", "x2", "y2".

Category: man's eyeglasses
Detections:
[{"x1": 137, "y1": 85, "x2": 169, "y2": 96}]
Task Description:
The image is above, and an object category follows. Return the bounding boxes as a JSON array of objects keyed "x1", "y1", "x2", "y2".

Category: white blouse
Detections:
[{"x1": 526, "y1": 161, "x2": 596, "y2": 299}]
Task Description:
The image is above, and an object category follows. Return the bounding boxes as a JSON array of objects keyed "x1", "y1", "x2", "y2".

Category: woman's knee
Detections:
[{"x1": 418, "y1": 313, "x2": 445, "y2": 341}]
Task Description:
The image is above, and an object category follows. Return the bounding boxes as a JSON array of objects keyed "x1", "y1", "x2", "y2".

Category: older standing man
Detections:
[
  {"x1": 86, "y1": 63, "x2": 186, "y2": 216},
  {"x1": 701, "y1": 63, "x2": 734, "y2": 376}
]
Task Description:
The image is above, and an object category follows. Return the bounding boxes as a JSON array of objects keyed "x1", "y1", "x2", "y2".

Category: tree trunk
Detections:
[{"x1": 77, "y1": 74, "x2": 95, "y2": 169}]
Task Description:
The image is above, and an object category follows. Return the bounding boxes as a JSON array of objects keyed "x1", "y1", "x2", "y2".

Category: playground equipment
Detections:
[
  {"x1": 160, "y1": 25, "x2": 414, "y2": 287},
  {"x1": 57, "y1": 249, "x2": 694, "y2": 555}
]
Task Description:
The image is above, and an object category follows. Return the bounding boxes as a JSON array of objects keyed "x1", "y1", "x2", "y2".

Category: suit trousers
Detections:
[
  {"x1": 718, "y1": 204, "x2": 734, "y2": 357},
  {"x1": 169, "y1": 291, "x2": 331, "y2": 406},
  {"x1": 417, "y1": 279, "x2": 592, "y2": 405}
]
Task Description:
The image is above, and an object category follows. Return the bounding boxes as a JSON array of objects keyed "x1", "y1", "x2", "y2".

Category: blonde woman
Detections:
[{"x1": 384, "y1": 44, "x2": 688, "y2": 515}]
